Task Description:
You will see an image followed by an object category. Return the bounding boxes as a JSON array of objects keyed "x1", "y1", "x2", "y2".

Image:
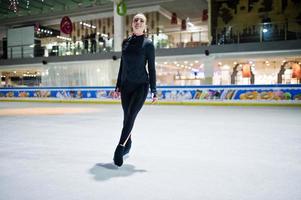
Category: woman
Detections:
[{"x1": 113, "y1": 13, "x2": 158, "y2": 167}]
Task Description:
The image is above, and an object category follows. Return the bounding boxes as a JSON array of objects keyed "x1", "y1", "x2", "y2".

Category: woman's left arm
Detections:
[
  {"x1": 146, "y1": 42, "x2": 157, "y2": 96},
  {"x1": 146, "y1": 42, "x2": 158, "y2": 103}
]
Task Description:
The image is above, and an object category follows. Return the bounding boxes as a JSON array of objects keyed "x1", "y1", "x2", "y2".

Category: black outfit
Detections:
[
  {"x1": 113, "y1": 34, "x2": 156, "y2": 166},
  {"x1": 116, "y1": 34, "x2": 156, "y2": 94}
]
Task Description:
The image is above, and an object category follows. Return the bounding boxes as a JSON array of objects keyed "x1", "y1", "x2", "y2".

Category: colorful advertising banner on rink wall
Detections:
[{"x1": 0, "y1": 85, "x2": 301, "y2": 102}]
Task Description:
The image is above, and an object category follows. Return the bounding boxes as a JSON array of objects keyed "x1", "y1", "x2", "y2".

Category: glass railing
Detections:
[
  {"x1": 2, "y1": 20, "x2": 301, "y2": 60},
  {"x1": 212, "y1": 20, "x2": 301, "y2": 45},
  {"x1": 5, "y1": 39, "x2": 114, "y2": 59},
  {"x1": 148, "y1": 30, "x2": 209, "y2": 49},
  {"x1": 2, "y1": 30, "x2": 209, "y2": 59}
]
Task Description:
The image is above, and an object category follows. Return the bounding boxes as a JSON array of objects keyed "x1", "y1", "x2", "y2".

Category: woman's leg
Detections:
[
  {"x1": 118, "y1": 83, "x2": 149, "y2": 146},
  {"x1": 114, "y1": 83, "x2": 149, "y2": 166},
  {"x1": 120, "y1": 88, "x2": 131, "y2": 145}
]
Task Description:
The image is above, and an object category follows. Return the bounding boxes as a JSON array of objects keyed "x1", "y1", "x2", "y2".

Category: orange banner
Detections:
[
  {"x1": 242, "y1": 64, "x2": 251, "y2": 78},
  {"x1": 292, "y1": 63, "x2": 301, "y2": 78}
]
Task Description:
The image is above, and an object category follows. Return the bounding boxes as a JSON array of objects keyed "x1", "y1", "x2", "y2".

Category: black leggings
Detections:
[{"x1": 118, "y1": 82, "x2": 149, "y2": 145}]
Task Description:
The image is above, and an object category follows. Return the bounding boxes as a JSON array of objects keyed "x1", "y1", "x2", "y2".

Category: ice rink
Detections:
[{"x1": 0, "y1": 102, "x2": 301, "y2": 200}]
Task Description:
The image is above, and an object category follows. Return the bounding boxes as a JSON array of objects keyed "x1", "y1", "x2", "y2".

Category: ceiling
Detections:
[
  {"x1": 0, "y1": 0, "x2": 112, "y2": 19},
  {"x1": 0, "y1": 0, "x2": 208, "y2": 26}
]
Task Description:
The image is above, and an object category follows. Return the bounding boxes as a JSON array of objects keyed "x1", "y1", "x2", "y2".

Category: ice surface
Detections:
[{"x1": 0, "y1": 102, "x2": 301, "y2": 200}]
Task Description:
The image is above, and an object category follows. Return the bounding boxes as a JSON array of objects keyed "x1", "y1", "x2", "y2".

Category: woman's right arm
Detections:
[
  {"x1": 116, "y1": 39, "x2": 127, "y2": 92},
  {"x1": 115, "y1": 57, "x2": 122, "y2": 92}
]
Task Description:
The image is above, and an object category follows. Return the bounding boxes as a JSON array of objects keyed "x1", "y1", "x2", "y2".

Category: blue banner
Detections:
[{"x1": 0, "y1": 85, "x2": 301, "y2": 102}]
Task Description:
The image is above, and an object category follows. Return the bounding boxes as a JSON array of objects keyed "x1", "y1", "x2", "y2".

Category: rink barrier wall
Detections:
[
  {"x1": 0, "y1": 84, "x2": 301, "y2": 106},
  {"x1": 0, "y1": 98, "x2": 301, "y2": 107}
]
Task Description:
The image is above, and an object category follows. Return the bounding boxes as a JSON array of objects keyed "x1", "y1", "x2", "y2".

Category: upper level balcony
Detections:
[{"x1": 1, "y1": 20, "x2": 300, "y2": 61}]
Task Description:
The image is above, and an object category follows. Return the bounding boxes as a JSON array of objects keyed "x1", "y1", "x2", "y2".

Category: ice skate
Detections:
[{"x1": 113, "y1": 144, "x2": 125, "y2": 167}]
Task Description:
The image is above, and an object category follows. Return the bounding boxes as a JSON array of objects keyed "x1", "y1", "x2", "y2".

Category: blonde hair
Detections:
[{"x1": 133, "y1": 13, "x2": 147, "y2": 23}]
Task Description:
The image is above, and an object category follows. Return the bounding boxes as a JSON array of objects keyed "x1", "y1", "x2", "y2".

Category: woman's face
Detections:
[{"x1": 132, "y1": 14, "x2": 146, "y2": 35}]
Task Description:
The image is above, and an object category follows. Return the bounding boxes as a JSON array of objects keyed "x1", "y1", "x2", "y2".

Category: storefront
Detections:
[
  {"x1": 0, "y1": 60, "x2": 118, "y2": 87},
  {"x1": 212, "y1": 57, "x2": 301, "y2": 85},
  {"x1": 1, "y1": 54, "x2": 300, "y2": 88}
]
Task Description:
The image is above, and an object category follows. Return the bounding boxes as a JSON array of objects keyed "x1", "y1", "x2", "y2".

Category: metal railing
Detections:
[{"x1": 213, "y1": 20, "x2": 301, "y2": 45}]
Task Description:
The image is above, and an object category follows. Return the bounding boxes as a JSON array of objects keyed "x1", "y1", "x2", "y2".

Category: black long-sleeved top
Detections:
[{"x1": 116, "y1": 34, "x2": 156, "y2": 94}]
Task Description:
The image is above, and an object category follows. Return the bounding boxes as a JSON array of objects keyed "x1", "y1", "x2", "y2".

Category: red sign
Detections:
[
  {"x1": 171, "y1": 12, "x2": 177, "y2": 24},
  {"x1": 202, "y1": 9, "x2": 208, "y2": 21},
  {"x1": 60, "y1": 16, "x2": 73, "y2": 34},
  {"x1": 35, "y1": 23, "x2": 40, "y2": 32},
  {"x1": 181, "y1": 19, "x2": 186, "y2": 30}
]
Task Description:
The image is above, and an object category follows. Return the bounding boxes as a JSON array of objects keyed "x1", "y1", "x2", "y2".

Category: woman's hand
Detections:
[
  {"x1": 113, "y1": 88, "x2": 121, "y2": 99},
  {"x1": 151, "y1": 93, "x2": 158, "y2": 104}
]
